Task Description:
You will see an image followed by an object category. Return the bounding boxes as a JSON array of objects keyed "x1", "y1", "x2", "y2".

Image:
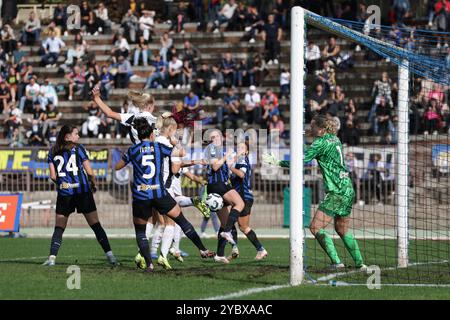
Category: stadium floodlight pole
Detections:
[
  {"x1": 289, "y1": 6, "x2": 305, "y2": 286},
  {"x1": 397, "y1": 59, "x2": 409, "y2": 268}
]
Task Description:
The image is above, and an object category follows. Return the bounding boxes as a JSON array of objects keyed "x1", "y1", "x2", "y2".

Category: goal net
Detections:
[{"x1": 290, "y1": 7, "x2": 450, "y2": 286}]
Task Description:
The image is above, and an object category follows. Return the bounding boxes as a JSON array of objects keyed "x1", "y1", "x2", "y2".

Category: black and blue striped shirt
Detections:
[
  {"x1": 48, "y1": 144, "x2": 91, "y2": 196},
  {"x1": 205, "y1": 143, "x2": 229, "y2": 184},
  {"x1": 122, "y1": 141, "x2": 173, "y2": 201},
  {"x1": 231, "y1": 155, "x2": 253, "y2": 201}
]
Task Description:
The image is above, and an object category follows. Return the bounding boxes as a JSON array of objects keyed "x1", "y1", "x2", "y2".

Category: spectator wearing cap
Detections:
[
  {"x1": 244, "y1": 85, "x2": 261, "y2": 125},
  {"x1": 19, "y1": 76, "x2": 40, "y2": 112}
]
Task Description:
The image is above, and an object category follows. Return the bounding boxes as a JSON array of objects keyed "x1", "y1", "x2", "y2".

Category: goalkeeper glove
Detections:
[{"x1": 262, "y1": 152, "x2": 279, "y2": 166}]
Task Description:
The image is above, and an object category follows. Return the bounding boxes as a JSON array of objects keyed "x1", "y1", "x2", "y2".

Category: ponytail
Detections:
[{"x1": 52, "y1": 125, "x2": 77, "y2": 156}]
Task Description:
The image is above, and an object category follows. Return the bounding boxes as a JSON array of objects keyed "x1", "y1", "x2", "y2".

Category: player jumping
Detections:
[{"x1": 263, "y1": 115, "x2": 366, "y2": 270}]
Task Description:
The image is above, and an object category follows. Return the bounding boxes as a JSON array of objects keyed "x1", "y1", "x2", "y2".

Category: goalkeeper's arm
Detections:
[{"x1": 262, "y1": 153, "x2": 290, "y2": 168}]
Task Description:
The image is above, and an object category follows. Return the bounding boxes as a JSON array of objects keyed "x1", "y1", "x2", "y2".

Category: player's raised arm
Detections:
[{"x1": 91, "y1": 83, "x2": 122, "y2": 121}]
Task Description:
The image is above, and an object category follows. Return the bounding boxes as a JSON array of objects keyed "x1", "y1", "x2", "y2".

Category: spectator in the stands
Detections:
[
  {"x1": 321, "y1": 37, "x2": 341, "y2": 67},
  {"x1": 39, "y1": 78, "x2": 58, "y2": 110},
  {"x1": 261, "y1": 88, "x2": 279, "y2": 109},
  {"x1": 262, "y1": 14, "x2": 282, "y2": 65},
  {"x1": 17, "y1": 63, "x2": 33, "y2": 100},
  {"x1": 212, "y1": 0, "x2": 238, "y2": 33},
  {"x1": 235, "y1": 58, "x2": 249, "y2": 87},
  {"x1": 169, "y1": 3, "x2": 187, "y2": 34},
  {"x1": 268, "y1": 114, "x2": 285, "y2": 137},
  {"x1": 423, "y1": 98, "x2": 442, "y2": 135},
  {"x1": 247, "y1": 52, "x2": 267, "y2": 86},
  {"x1": 245, "y1": 5, "x2": 264, "y2": 44},
  {"x1": 42, "y1": 21, "x2": 61, "y2": 38},
  {"x1": 315, "y1": 60, "x2": 336, "y2": 93},
  {"x1": 116, "y1": 99, "x2": 132, "y2": 138},
  {"x1": 244, "y1": 85, "x2": 261, "y2": 125},
  {"x1": 100, "y1": 65, "x2": 115, "y2": 99},
  {"x1": 182, "y1": 59, "x2": 193, "y2": 89},
  {"x1": 192, "y1": 0, "x2": 206, "y2": 29},
  {"x1": 273, "y1": 0, "x2": 288, "y2": 30},
  {"x1": 53, "y1": 4, "x2": 68, "y2": 35},
  {"x1": 4, "y1": 102, "x2": 22, "y2": 138},
  {"x1": 121, "y1": 10, "x2": 139, "y2": 44},
  {"x1": 262, "y1": 101, "x2": 280, "y2": 128},
  {"x1": 40, "y1": 30, "x2": 65, "y2": 67},
  {"x1": 372, "y1": 72, "x2": 395, "y2": 112},
  {"x1": 86, "y1": 11, "x2": 102, "y2": 36},
  {"x1": 98, "y1": 112, "x2": 113, "y2": 139},
  {"x1": 221, "y1": 52, "x2": 237, "y2": 88},
  {"x1": 427, "y1": 83, "x2": 445, "y2": 107},
  {"x1": 139, "y1": 10, "x2": 156, "y2": 42},
  {"x1": 82, "y1": 101, "x2": 101, "y2": 137},
  {"x1": 133, "y1": 35, "x2": 150, "y2": 66},
  {"x1": 308, "y1": 83, "x2": 328, "y2": 119},
  {"x1": 168, "y1": 55, "x2": 183, "y2": 90},
  {"x1": 95, "y1": 2, "x2": 112, "y2": 34},
  {"x1": 66, "y1": 65, "x2": 85, "y2": 101},
  {"x1": 341, "y1": 117, "x2": 360, "y2": 146},
  {"x1": 21, "y1": 11, "x2": 41, "y2": 46},
  {"x1": 279, "y1": 68, "x2": 290, "y2": 99},
  {"x1": 232, "y1": 2, "x2": 248, "y2": 31},
  {"x1": 80, "y1": 1, "x2": 92, "y2": 29},
  {"x1": 193, "y1": 62, "x2": 211, "y2": 99},
  {"x1": 0, "y1": 81, "x2": 12, "y2": 114},
  {"x1": 19, "y1": 76, "x2": 40, "y2": 112},
  {"x1": 159, "y1": 32, "x2": 173, "y2": 63},
  {"x1": 181, "y1": 40, "x2": 200, "y2": 71},
  {"x1": 32, "y1": 100, "x2": 46, "y2": 126},
  {"x1": 1, "y1": 24, "x2": 16, "y2": 54},
  {"x1": 392, "y1": 0, "x2": 411, "y2": 28},
  {"x1": 9, "y1": 127, "x2": 25, "y2": 147},
  {"x1": 5, "y1": 66, "x2": 19, "y2": 105},
  {"x1": 220, "y1": 87, "x2": 243, "y2": 129},
  {"x1": 184, "y1": 90, "x2": 200, "y2": 113},
  {"x1": 144, "y1": 55, "x2": 167, "y2": 89},
  {"x1": 12, "y1": 41, "x2": 26, "y2": 66},
  {"x1": 43, "y1": 102, "x2": 62, "y2": 136},
  {"x1": 306, "y1": 40, "x2": 321, "y2": 74},
  {"x1": 112, "y1": 32, "x2": 130, "y2": 59},
  {"x1": 209, "y1": 64, "x2": 225, "y2": 99},
  {"x1": 115, "y1": 55, "x2": 132, "y2": 89},
  {"x1": 327, "y1": 85, "x2": 345, "y2": 116},
  {"x1": 46, "y1": 125, "x2": 58, "y2": 146},
  {"x1": 28, "y1": 119, "x2": 46, "y2": 146},
  {"x1": 376, "y1": 97, "x2": 393, "y2": 143},
  {"x1": 83, "y1": 65, "x2": 100, "y2": 100}
]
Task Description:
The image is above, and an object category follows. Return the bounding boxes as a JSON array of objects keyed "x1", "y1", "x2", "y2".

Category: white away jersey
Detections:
[{"x1": 119, "y1": 111, "x2": 157, "y2": 144}]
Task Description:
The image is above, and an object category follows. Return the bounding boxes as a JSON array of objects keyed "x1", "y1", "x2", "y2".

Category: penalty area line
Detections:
[{"x1": 201, "y1": 284, "x2": 291, "y2": 300}]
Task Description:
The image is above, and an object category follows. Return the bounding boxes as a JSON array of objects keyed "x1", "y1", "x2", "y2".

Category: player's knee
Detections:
[
  {"x1": 241, "y1": 226, "x2": 251, "y2": 234},
  {"x1": 309, "y1": 224, "x2": 319, "y2": 236}
]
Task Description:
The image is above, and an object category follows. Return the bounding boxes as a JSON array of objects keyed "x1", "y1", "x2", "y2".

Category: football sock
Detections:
[
  {"x1": 173, "y1": 213, "x2": 206, "y2": 251},
  {"x1": 245, "y1": 229, "x2": 263, "y2": 251},
  {"x1": 134, "y1": 223, "x2": 152, "y2": 267},
  {"x1": 341, "y1": 232, "x2": 364, "y2": 266},
  {"x1": 315, "y1": 229, "x2": 341, "y2": 265},
  {"x1": 90, "y1": 222, "x2": 112, "y2": 253},
  {"x1": 217, "y1": 227, "x2": 227, "y2": 257},
  {"x1": 151, "y1": 225, "x2": 164, "y2": 255},
  {"x1": 200, "y1": 217, "x2": 209, "y2": 233},
  {"x1": 224, "y1": 208, "x2": 240, "y2": 232},
  {"x1": 145, "y1": 222, "x2": 154, "y2": 240},
  {"x1": 160, "y1": 225, "x2": 175, "y2": 257},
  {"x1": 231, "y1": 225, "x2": 238, "y2": 245},
  {"x1": 50, "y1": 226, "x2": 65, "y2": 256},
  {"x1": 172, "y1": 224, "x2": 182, "y2": 252},
  {"x1": 211, "y1": 212, "x2": 220, "y2": 232}
]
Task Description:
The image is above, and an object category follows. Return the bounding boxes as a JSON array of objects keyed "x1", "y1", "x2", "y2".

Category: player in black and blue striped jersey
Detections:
[
  {"x1": 229, "y1": 141, "x2": 267, "y2": 261},
  {"x1": 115, "y1": 118, "x2": 214, "y2": 272},
  {"x1": 43, "y1": 125, "x2": 117, "y2": 267},
  {"x1": 204, "y1": 129, "x2": 245, "y2": 263}
]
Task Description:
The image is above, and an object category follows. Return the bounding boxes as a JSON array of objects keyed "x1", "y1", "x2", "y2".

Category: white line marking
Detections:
[
  {"x1": 0, "y1": 256, "x2": 49, "y2": 262},
  {"x1": 202, "y1": 284, "x2": 291, "y2": 300}
]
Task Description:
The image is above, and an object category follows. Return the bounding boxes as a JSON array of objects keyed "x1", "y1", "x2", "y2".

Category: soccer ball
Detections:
[{"x1": 205, "y1": 193, "x2": 224, "y2": 211}]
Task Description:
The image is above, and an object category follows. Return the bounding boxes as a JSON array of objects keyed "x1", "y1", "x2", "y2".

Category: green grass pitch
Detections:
[{"x1": 1, "y1": 238, "x2": 449, "y2": 299}]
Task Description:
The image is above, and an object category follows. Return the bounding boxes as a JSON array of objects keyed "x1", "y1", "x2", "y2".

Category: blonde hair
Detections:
[
  {"x1": 313, "y1": 115, "x2": 338, "y2": 135},
  {"x1": 127, "y1": 90, "x2": 155, "y2": 110},
  {"x1": 156, "y1": 112, "x2": 177, "y2": 133}
]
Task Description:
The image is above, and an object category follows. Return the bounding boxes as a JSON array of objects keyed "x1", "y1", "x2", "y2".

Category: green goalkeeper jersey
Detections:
[{"x1": 280, "y1": 133, "x2": 353, "y2": 195}]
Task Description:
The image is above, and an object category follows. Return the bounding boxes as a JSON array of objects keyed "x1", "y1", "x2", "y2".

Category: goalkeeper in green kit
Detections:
[{"x1": 263, "y1": 115, "x2": 366, "y2": 270}]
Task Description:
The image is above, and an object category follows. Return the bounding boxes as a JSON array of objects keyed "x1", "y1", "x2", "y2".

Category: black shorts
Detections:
[
  {"x1": 56, "y1": 192, "x2": 97, "y2": 216},
  {"x1": 207, "y1": 182, "x2": 233, "y2": 197},
  {"x1": 240, "y1": 199, "x2": 254, "y2": 217},
  {"x1": 132, "y1": 194, "x2": 177, "y2": 220}
]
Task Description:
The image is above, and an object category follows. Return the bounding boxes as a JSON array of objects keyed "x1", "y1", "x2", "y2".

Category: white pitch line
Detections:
[
  {"x1": 0, "y1": 256, "x2": 49, "y2": 262},
  {"x1": 202, "y1": 284, "x2": 291, "y2": 300}
]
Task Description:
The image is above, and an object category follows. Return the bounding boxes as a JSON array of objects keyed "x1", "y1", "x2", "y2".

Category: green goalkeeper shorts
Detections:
[{"x1": 318, "y1": 189, "x2": 355, "y2": 218}]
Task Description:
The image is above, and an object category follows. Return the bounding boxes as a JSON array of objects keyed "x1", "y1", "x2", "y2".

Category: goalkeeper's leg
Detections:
[
  {"x1": 310, "y1": 210, "x2": 342, "y2": 266},
  {"x1": 335, "y1": 217, "x2": 364, "y2": 268}
]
